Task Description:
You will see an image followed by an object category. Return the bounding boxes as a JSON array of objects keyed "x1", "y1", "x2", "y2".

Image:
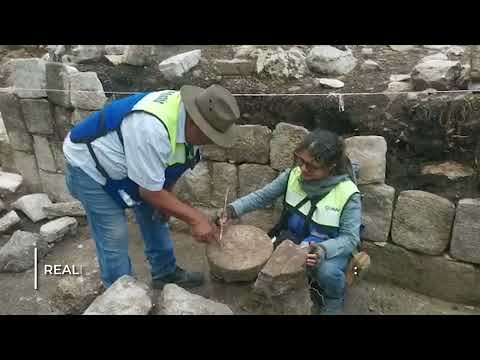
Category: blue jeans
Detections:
[
  {"x1": 308, "y1": 254, "x2": 350, "y2": 315},
  {"x1": 65, "y1": 163, "x2": 177, "y2": 287}
]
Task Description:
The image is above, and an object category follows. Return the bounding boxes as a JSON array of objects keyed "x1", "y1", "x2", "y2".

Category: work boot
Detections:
[{"x1": 152, "y1": 266, "x2": 204, "y2": 290}]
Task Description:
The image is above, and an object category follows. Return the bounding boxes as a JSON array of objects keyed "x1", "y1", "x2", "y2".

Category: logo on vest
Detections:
[
  {"x1": 153, "y1": 90, "x2": 176, "y2": 104},
  {"x1": 324, "y1": 205, "x2": 341, "y2": 212}
]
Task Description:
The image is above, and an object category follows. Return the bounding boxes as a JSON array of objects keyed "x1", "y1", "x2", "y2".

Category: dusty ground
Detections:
[{"x1": 0, "y1": 221, "x2": 479, "y2": 315}]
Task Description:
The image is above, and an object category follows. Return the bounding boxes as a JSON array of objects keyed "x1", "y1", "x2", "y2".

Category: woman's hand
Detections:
[{"x1": 305, "y1": 243, "x2": 326, "y2": 267}]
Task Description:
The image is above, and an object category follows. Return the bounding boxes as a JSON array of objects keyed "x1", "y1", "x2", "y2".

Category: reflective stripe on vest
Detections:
[
  {"x1": 284, "y1": 167, "x2": 359, "y2": 228},
  {"x1": 132, "y1": 90, "x2": 188, "y2": 166}
]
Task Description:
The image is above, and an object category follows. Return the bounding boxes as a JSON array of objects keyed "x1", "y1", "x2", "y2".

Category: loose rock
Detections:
[
  {"x1": 158, "y1": 50, "x2": 202, "y2": 81},
  {"x1": 421, "y1": 161, "x2": 475, "y2": 180},
  {"x1": 0, "y1": 211, "x2": 21, "y2": 233},
  {"x1": 314, "y1": 78, "x2": 345, "y2": 88},
  {"x1": 411, "y1": 59, "x2": 464, "y2": 91},
  {"x1": 83, "y1": 275, "x2": 152, "y2": 315},
  {"x1": 206, "y1": 225, "x2": 273, "y2": 282},
  {"x1": 43, "y1": 201, "x2": 86, "y2": 219},
  {"x1": 0, "y1": 230, "x2": 49, "y2": 272},
  {"x1": 40, "y1": 216, "x2": 78, "y2": 244},
  {"x1": 158, "y1": 284, "x2": 233, "y2": 315},
  {"x1": 256, "y1": 47, "x2": 307, "y2": 79},
  {"x1": 306, "y1": 45, "x2": 357, "y2": 75},
  {"x1": 361, "y1": 60, "x2": 382, "y2": 71},
  {"x1": 12, "y1": 193, "x2": 52, "y2": 222},
  {"x1": 0, "y1": 171, "x2": 23, "y2": 193},
  {"x1": 252, "y1": 240, "x2": 312, "y2": 315}
]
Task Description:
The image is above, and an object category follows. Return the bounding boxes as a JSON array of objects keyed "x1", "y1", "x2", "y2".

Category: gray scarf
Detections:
[{"x1": 300, "y1": 174, "x2": 350, "y2": 198}]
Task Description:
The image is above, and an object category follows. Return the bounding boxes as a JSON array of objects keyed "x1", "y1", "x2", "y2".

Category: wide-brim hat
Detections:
[{"x1": 180, "y1": 84, "x2": 240, "y2": 148}]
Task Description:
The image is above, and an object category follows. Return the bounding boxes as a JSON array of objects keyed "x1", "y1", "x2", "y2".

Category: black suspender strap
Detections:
[{"x1": 86, "y1": 143, "x2": 110, "y2": 180}]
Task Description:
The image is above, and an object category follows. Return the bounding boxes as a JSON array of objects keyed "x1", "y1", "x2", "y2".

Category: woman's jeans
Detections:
[
  {"x1": 308, "y1": 254, "x2": 351, "y2": 315},
  {"x1": 65, "y1": 163, "x2": 177, "y2": 287}
]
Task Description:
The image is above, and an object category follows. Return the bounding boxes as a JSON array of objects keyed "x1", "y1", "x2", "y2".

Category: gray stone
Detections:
[
  {"x1": 391, "y1": 190, "x2": 455, "y2": 255},
  {"x1": 421, "y1": 161, "x2": 475, "y2": 180},
  {"x1": 234, "y1": 45, "x2": 261, "y2": 59},
  {"x1": 446, "y1": 46, "x2": 465, "y2": 57},
  {"x1": 363, "y1": 241, "x2": 480, "y2": 305},
  {"x1": 256, "y1": 47, "x2": 307, "y2": 79},
  {"x1": 199, "y1": 144, "x2": 227, "y2": 162},
  {"x1": 361, "y1": 48, "x2": 374, "y2": 56},
  {"x1": 344, "y1": 136, "x2": 387, "y2": 185},
  {"x1": 123, "y1": 45, "x2": 155, "y2": 66},
  {"x1": 12, "y1": 151, "x2": 41, "y2": 192},
  {"x1": 0, "y1": 211, "x2": 21, "y2": 233},
  {"x1": 389, "y1": 45, "x2": 416, "y2": 52},
  {"x1": 51, "y1": 259, "x2": 103, "y2": 314},
  {"x1": 50, "y1": 141, "x2": 66, "y2": 172},
  {"x1": 361, "y1": 60, "x2": 382, "y2": 71},
  {"x1": 67, "y1": 45, "x2": 106, "y2": 63},
  {"x1": 238, "y1": 164, "x2": 277, "y2": 198},
  {"x1": 421, "y1": 53, "x2": 448, "y2": 62},
  {"x1": 33, "y1": 136, "x2": 56, "y2": 172},
  {"x1": 45, "y1": 62, "x2": 78, "y2": 108},
  {"x1": 20, "y1": 99, "x2": 54, "y2": 135},
  {"x1": 0, "y1": 90, "x2": 32, "y2": 152},
  {"x1": 423, "y1": 45, "x2": 451, "y2": 50},
  {"x1": 40, "y1": 217, "x2": 78, "y2": 244},
  {"x1": 14, "y1": 59, "x2": 47, "y2": 98},
  {"x1": 105, "y1": 45, "x2": 126, "y2": 55},
  {"x1": 72, "y1": 109, "x2": 95, "y2": 125},
  {"x1": 239, "y1": 209, "x2": 276, "y2": 233},
  {"x1": 359, "y1": 184, "x2": 395, "y2": 243},
  {"x1": 12, "y1": 193, "x2": 52, "y2": 222},
  {"x1": 0, "y1": 171, "x2": 23, "y2": 193},
  {"x1": 252, "y1": 240, "x2": 311, "y2": 315},
  {"x1": 214, "y1": 59, "x2": 256, "y2": 75},
  {"x1": 70, "y1": 72, "x2": 107, "y2": 110},
  {"x1": 211, "y1": 162, "x2": 238, "y2": 208},
  {"x1": 159, "y1": 284, "x2": 233, "y2": 315},
  {"x1": 158, "y1": 50, "x2": 202, "y2": 81},
  {"x1": 306, "y1": 46, "x2": 357, "y2": 76},
  {"x1": 53, "y1": 106, "x2": 73, "y2": 139},
  {"x1": 226, "y1": 125, "x2": 271, "y2": 164},
  {"x1": 385, "y1": 81, "x2": 413, "y2": 93},
  {"x1": 173, "y1": 161, "x2": 211, "y2": 206},
  {"x1": 450, "y1": 199, "x2": 480, "y2": 264},
  {"x1": 314, "y1": 78, "x2": 345, "y2": 89},
  {"x1": 43, "y1": 201, "x2": 86, "y2": 219},
  {"x1": 83, "y1": 275, "x2": 152, "y2": 315},
  {"x1": 206, "y1": 225, "x2": 273, "y2": 282},
  {"x1": 105, "y1": 55, "x2": 124, "y2": 66},
  {"x1": 270, "y1": 122, "x2": 309, "y2": 171},
  {"x1": 411, "y1": 59, "x2": 463, "y2": 91},
  {"x1": 0, "y1": 59, "x2": 16, "y2": 87},
  {"x1": 0, "y1": 230, "x2": 49, "y2": 272},
  {"x1": 471, "y1": 45, "x2": 480, "y2": 81},
  {"x1": 39, "y1": 170, "x2": 74, "y2": 202},
  {"x1": 389, "y1": 74, "x2": 411, "y2": 82}
]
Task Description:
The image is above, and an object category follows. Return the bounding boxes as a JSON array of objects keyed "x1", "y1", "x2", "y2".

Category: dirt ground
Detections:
[{"x1": 0, "y1": 221, "x2": 479, "y2": 315}]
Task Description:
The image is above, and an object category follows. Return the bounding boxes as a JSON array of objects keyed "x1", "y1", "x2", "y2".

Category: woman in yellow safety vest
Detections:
[{"x1": 219, "y1": 129, "x2": 363, "y2": 315}]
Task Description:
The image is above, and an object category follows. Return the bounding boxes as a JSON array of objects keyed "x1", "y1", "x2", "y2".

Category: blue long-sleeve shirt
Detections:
[{"x1": 229, "y1": 169, "x2": 362, "y2": 259}]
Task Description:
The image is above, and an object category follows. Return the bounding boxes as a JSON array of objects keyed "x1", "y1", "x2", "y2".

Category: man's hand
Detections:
[
  {"x1": 191, "y1": 216, "x2": 219, "y2": 244},
  {"x1": 214, "y1": 205, "x2": 235, "y2": 227},
  {"x1": 306, "y1": 243, "x2": 326, "y2": 267}
]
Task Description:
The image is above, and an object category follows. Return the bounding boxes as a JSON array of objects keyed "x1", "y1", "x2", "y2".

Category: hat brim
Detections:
[{"x1": 181, "y1": 85, "x2": 238, "y2": 148}]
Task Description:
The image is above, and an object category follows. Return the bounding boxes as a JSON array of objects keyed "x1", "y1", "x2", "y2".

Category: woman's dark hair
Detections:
[{"x1": 295, "y1": 128, "x2": 354, "y2": 179}]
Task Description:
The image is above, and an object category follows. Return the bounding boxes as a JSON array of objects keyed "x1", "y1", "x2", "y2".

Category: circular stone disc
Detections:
[{"x1": 206, "y1": 225, "x2": 273, "y2": 282}]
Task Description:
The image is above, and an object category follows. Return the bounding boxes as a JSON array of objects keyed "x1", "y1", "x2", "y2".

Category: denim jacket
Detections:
[{"x1": 229, "y1": 164, "x2": 362, "y2": 260}]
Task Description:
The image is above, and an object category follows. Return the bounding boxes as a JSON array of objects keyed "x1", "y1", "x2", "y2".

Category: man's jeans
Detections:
[
  {"x1": 308, "y1": 254, "x2": 350, "y2": 315},
  {"x1": 65, "y1": 163, "x2": 177, "y2": 287}
]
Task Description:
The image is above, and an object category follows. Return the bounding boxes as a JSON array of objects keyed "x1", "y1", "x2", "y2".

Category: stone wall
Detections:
[
  {"x1": 0, "y1": 59, "x2": 105, "y2": 201},
  {"x1": 173, "y1": 122, "x2": 480, "y2": 305},
  {"x1": 0, "y1": 54, "x2": 479, "y2": 305}
]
